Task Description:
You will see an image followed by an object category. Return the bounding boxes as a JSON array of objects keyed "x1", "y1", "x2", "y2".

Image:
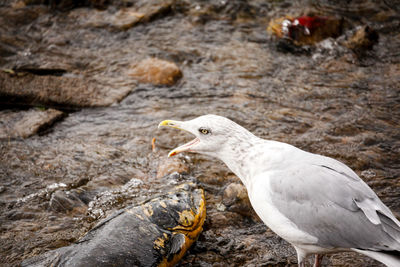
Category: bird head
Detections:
[{"x1": 158, "y1": 114, "x2": 244, "y2": 158}]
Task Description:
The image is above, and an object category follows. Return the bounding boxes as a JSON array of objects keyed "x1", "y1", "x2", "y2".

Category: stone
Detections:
[
  {"x1": 223, "y1": 183, "x2": 248, "y2": 203},
  {"x1": 86, "y1": 174, "x2": 133, "y2": 188},
  {"x1": 222, "y1": 183, "x2": 254, "y2": 217},
  {"x1": 111, "y1": 9, "x2": 144, "y2": 30},
  {"x1": 49, "y1": 190, "x2": 87, "y2": 214},
  {"x1": 129, "y1": 0, "x2": 175, "y2": 22},
  {"x1": 129, "y1": 58, "x2": 182, "y2": 86},
  {"x1": 0, "y1": 108, "x2": 64, "y2": 139},
  {"x1": 70, "y1": 8, "x2": 144, "y2": 30},
  {"x1": 209, "y1": 212, "x2": 229, "y2": 228},
  {"x1": 156, "y1": 156, "x2": 189, "y2": 178},
  {"x1": 69, "y1": 0, "x2": 175, "y2": 30},
  {"x1": 344, "y1": 26, "x2": 379, "y2": 53}
]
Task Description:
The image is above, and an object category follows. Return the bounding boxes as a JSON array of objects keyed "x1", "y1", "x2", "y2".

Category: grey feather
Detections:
[
  {"x1": 269, "y1": 154, "x2": 400, "y2": 251},
  {"x1": 353, "y1": 249, "x2": 400, "y2": 267}
]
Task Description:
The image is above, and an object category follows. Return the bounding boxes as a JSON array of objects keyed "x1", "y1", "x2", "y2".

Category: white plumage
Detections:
[{"x1": 159, "y1": 114, "x2": 400, "y2": 267}]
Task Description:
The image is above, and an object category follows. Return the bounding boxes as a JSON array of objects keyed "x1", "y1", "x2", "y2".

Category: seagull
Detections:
[{"x1": 159, "y1": 114, "x2": 400, "y2": 267}]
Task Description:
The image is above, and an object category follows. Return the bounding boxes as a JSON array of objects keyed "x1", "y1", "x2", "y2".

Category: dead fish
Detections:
[{"x1": 22, "y1": 183, "x2": 206, "y2": 267}]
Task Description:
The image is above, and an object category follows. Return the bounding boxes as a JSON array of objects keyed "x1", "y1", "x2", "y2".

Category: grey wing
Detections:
[{"x1": 270, "y1": 156, "x2": 400, "y2": 251}]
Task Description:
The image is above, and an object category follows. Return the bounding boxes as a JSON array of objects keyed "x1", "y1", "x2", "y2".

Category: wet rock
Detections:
[
  {"x1": 128, "y1": 0, "x2": 177, "y2": 23},
  {"x1": 70, "y1": 0, "x2": 175, "y2": 30},
  {"x1": 157, "y1": 156, "x2": 189, "y2": 178},
  {"x1": 70, "y1": 8, "x2": 144, "y2": 30},
  {"x1": 223, "y1": 183, "x2": 247, "y2": 204},
  {"x1": 208, "y1": 212, "x2": 230, "y2": 229},
  {"x1": 0, "y1": 5, "x2": 45, "y2": 26},
  {"x1": 222, "y1": 183, "x2": 255, "y2": 218},
  {"x1": 86, "y1": 178, "x2": 144, "y2": 220},
  {"x1": 0, "y1": 108, "x2": 64, "y2": 139},
  {"x1": 129, "y1": 58, "x2": 182, "y2": 85},
  {"x1": 17, "y1": 182, "x2": 68, "y2": 204},
  {"x1": 276, "y1": 38, "x2": 312, "y2": 55},
  {"x1": 86, "y1": 174, "x2": 132, "y2": 189},
  {"x1": 22, "y1": 183, "x2": 206, "y2": 267},
  {"x1": 344, "y1": 25, "x2": 379, "y2": 55},
  {"x1": 6, "y1": 210, "x2": 37, "y2": 220},
  {"x1": 0, "y1": 71, "x2": 131, "y2": 108},
  {"x1": 361, "y1": 169, "x2": 377, "y2": 179},
  {"x1": 22, "y1": 0, "x2": 113, "y2": 10},
  {"x1": 328, "y1": 122, "x2": 361, "y2": 137},
  {"x1": 107, "y1": 9, "x2": 145, "y2": 30},
  {"x1": 185, "y1": 0, "x2": 258, "y2": 24},
  {"x1": 49, "y1": 189, "x2": 87, "y2": 214}
]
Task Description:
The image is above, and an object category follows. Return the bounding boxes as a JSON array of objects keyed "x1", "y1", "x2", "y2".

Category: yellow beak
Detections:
[
  {"x1": 158, "y1": 119, "x2": 199, "y2": 157},
  {"x1": 158, "y1": 120, "x2": 183, "y2": 130}
]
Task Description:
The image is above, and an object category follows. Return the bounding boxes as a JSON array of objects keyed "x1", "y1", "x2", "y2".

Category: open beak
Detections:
[{"x1": 158, "y1": 120, "x2": 199, "y2": 157}]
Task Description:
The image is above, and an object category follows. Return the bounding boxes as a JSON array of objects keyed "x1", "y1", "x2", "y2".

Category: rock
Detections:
[
  {"x1": 70, "y1": 8, "x2": 144, "y2": 30},
  {"x1": 0, "y1": 71, "x2": 131, "y2": 108},
  {"x1": 22, "y1": 183, "x2": 206, "y2": 267},
  {"x1": 126, "y1": 0, "x2": 175, "y2": 22},
  {"x1": 344, "y1": 26, "x2": 379, "y2": 54},
  {"x1": 86, "y1": 178, "x2": 145, "y2": 220},
  {"x1": 129, "y1": 58, "x2": 182, "y2": 86},
  {"x1": 0, "y1": 6, "x2": 46, "y2": 60},
  {"x1": 223, "y1": 183, "x2": 248, "y2": 205},
  {"x1": 110, "y1": 9, "x2": 145, "y2": 30},
  {"x1": 222, "y1": 183, "x2": 254, "y2": 218},
  {"x1": 0, "y1": 108, "x2": 64, "y2": 139},
  {"x1": 209, "y1": 212, "x2": 229, "y2": 228},
  {"x1": 0, "y1": 5, "x2": 45, "y2": 27},
  {"x1": 86, "y1": 174, "x2": 132, "y2": 189},
  {"x1": 49, "y1": 190, "x2": 87, "y2": 214},
  {"x1": 69, "y1": 0, "x2": 175, "y2": 30},
  {"x1": 156, "y1": 156, "x2": 189, "y2": 178},
  {"x1": 23, "y1": 0, "x2": 111, "y2": 10}
]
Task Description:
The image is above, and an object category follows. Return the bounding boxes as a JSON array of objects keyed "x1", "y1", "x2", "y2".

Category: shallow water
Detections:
[{"x1": 1, "y1": 0, "x2": 400, "y2": 266}]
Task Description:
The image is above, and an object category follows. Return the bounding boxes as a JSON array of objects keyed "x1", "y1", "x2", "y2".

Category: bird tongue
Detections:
[{"x1": 168, "y1": 138, "x2": 200, "y2": 157}]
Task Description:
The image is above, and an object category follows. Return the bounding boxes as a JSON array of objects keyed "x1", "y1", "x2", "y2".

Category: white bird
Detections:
[{"x1": 159, "y1": 114, "x2": 400, "y2": 267}]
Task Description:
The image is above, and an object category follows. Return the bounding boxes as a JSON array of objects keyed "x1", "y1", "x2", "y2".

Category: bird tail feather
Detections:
[
  {"x1": 352, "y1": 249, "x2": 400, "y2": 267},
  {"x1": 378, "y1": 211, "x2": 400, "y2": 245}
]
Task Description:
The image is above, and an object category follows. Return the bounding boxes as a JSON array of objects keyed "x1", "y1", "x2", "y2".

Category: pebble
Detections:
[
  {"x1": 156, "y1": 156, "x2": 189, "y2": 178},
  {"x1": 129, "y1": 58, "x2": 182, "y2": 86}
]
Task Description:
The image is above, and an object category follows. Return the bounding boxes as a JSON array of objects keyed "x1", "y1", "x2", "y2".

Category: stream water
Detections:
[{"x1": 1, "y1": 0, "x2": 399, "y2": 266}]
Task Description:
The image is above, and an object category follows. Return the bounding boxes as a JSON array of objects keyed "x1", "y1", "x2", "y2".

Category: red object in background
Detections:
[
  {"x1": 268, "y1": 14, "x2": 343, "y2": 46},
  {"x1": 295, "y1": 16, "x2": 327, "y2": 33},
  {"x1": 282, "y1": 16, "x2": 329, "y2": 38}
]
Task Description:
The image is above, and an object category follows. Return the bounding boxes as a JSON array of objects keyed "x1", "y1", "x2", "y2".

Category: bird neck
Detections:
[{"x1": 215, "y1": 131, "x2": 262, "y2": 188}]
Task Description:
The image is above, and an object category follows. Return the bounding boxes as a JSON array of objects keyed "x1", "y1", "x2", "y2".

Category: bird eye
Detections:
[{"x1": 199, "y1": 128, "x2": 210, "y2": 135}]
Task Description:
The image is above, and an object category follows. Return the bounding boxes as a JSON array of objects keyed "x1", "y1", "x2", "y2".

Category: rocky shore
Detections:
[{"x1": 1, "y1": 0, "x2": 399, "y2": 266}]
